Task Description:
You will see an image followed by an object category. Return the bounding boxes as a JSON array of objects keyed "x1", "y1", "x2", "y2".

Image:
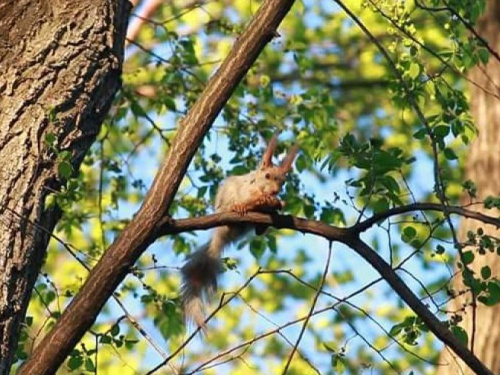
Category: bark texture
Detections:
[
  {"x1": 437, "y1": 1, "x2": 500, "y2": 374},
  {"x1": 0, "y1": 0, "x2": 130, "y2": 373}
]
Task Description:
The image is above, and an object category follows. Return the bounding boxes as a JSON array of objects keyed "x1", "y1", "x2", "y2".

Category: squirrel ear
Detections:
[
  {"x1": 260, "y1": 131, "x2": 279, "y2": 169},
  {"x1": 279, "y1": 143, "x2": 299, "y2": 173}
]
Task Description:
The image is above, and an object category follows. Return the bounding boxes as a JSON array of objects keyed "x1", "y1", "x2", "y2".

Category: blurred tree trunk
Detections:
[
  {"x1": 0, "y1": 0, "x2": 130, "y2": 373},
  {"x1": 437, "y1": 1, "x2": 500, "y2": 374}
]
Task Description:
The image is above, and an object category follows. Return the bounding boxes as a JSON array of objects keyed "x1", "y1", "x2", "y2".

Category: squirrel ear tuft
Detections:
[
  {"x1": 279, "y1": 143, "x2": 299, "y2": 173},
  {"x1": 260, "y1": 131, "x2": 279, "y2": 169}
]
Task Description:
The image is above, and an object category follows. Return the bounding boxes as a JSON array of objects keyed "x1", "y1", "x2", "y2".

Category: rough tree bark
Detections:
[
  {"x1": 437, "y1": 1, "x2": 500, "y2": 374},
  {"x1": 0, "y1": 0, "x2": 130, "y2": 373}
]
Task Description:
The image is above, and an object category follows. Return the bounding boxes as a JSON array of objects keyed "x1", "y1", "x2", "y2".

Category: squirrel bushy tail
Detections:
[{"x1": 180, "y1": 225, "x2": 247, "y2": 328}]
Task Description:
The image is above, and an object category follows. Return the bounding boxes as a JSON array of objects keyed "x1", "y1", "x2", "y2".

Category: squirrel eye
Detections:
[{"x1": 265, "y1": 173, "x2": 271, "y2": 179}]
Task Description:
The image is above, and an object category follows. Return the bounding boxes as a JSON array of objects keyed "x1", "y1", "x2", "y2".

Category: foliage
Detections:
[{"x1": 13, "y1": 0, "x2": 499, "y2": 374}]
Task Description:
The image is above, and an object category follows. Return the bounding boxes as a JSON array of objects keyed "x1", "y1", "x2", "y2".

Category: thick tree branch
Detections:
[
  {"x1": 154, "y1": 202, "x2": 500, "y2": 237},
  {"x1": 20, "y1": 1, "x2": 296, "y2": 374},
  {"x1": 343, "y1": 237, "x2": 493, "y2": 375},
  {"x1": 154, "y1": 210, "x2": 493, "y2": 375},
  {"x1": 356, "y1": 202, "x2": 500, "y2": 232},
  {"x1": 155, "y1": 212, "x2": 349, "y2": 239}
]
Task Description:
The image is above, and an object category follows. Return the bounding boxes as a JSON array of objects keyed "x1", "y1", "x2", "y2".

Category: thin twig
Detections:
[{"x1": 282, "y1": 242, "x2": 332, "y2": 373}]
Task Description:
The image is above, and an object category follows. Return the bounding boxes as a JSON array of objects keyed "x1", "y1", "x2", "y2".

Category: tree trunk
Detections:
[
  {"x1": 0, "y1": 0, "x2": 130, "y2": 373},
  {"x1": 437, "y1": 1, "x2": 500, "y2": 374}
]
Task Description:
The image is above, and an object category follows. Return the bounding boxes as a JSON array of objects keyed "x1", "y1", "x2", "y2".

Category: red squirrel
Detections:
[{"x1": 180, "y1": 132, "x2": 299, "y2": 329}]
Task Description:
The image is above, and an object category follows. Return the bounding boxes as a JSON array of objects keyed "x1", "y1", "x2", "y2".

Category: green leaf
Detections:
[
  {"x1": 15, "y1": 348, "x2": 28, "y2": 361},
  {"x1": 380, "y1": 175, "x2": 400, "y2": 193},
  {"x1": 372, "y1": 198, "x2": 389, "y2": 214},
  {"x1": 230, "y1": 165, "x2": 250, "y2": 175},
  {"x1": 130, "y1": 101, "x2": 147, "y2": 118},
  {"x1": 197, "y1": 186, "x2": 207, "y2": 198},
  {"x1": 114, "y1": 337, "x2": 124, "y2": 348},
  {"x1": 303, "y1": 203, "x2": 315, "y2": 218},
  {"x1": 110, "y1": 324, "x2": 120, "y2": 336},
  {"x1": 433, "y1": 125, "x2": 450, "y2": 138},
  {"x1": 331, "y1": 354, "x2": 346, "y2": 374},
  {"x1": 320, "y1": 207, "x2": 345, "y2": 225},
  {"x1": 478, "y1": 48, "x2": 489, "y2": 64},
  {"x1": 85, "y1": 358, "x2": 96, "y2": 372},
  {"x1": 451, "y1": 326, "x2": 468, "y2": 346},
  {"x1": 323, "y1": 342, "x2": 336, "y2": 353},
  {"x1": 45, "y1": 290, "x2": 56, "y2": 303},
  {"x1": 100, "y1": 335, "x2": 112, "y2": 344},
  {"x1": 408, "y1": 62, "x2": 420, "y2": 79},
  {"x1": 164, "y1": 97, "x2": 176, "y2": 111},
  {"x1": 462, "y1": 251, "x2": 474, "y2": 265},
  {"x1": 481, "y1": 266, "x2": 491, "y2": 279},
  {"x1": 479, "y1": 282, "x2": 500, "y2": 306},
  {"x1": 267, "y1": 235, "x2": 277, "y2": 253},
  {"x1": 403, "y1": 226, "x2": 417, "y2": 239},
  {"x1": 125, "y1": 338, "x2": 140, "y2": 349},
  {"x1": 295, "y1": 153, "x2": 307, "y2": 172},
  {"x1": 249, "y1": 237, "x2": 266, "y2": 259},
  {"x1": 389, "y1": 323, "x2": 404, "y2": 336},
  {"x1": 373, "y1": 151, "x2": 403, "y2": 172},
  {"x1": 59, "y1": 150, "x2": 72, "y2": 161},
  {"x1": 488, "y1": 282, "x2": 500, "y2": 305},
  {"x1": 44, "y1": 193, "x2": 56, "y2": 210},
  {"x1": 444, "y1": 148, "x2": 458, "y2": 160},
  {"x1": 413, "y1": 128, "x2": 427, "y2": 140},
  {"x1": 58, "y1": 161, "x2": 73, "y2": 180},
  {"x1": 223, "y1": 257, "x2": 238, "y2": 270},
  {"x1": 44, "y1": 132, "x2": 55, "y2": 147},
  {"x1": 67, "y1": 355, "x2": 83, "y2": 370}
]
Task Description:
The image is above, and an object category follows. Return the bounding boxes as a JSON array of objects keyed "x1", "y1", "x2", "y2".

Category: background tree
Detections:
[
  {"x1": 1, "y1": 0, "x2": 499, "y2": 374},
  {"x1": 0, "y1": 0, "x2": 130, "y2": 372},
  {"x1": 437, "y1": 0, "x2": 500, "y2": 373}
]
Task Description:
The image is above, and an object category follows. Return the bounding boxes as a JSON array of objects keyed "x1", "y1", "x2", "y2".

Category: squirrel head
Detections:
[{"x1": 254, "y1": 132, "x2": 299, "y2": 196}]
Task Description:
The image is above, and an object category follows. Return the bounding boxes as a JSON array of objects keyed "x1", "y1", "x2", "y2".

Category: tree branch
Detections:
[
  {"x1": 343, "y1": 237, "x2": 493, "y2": 375},
  {"x1": 155, "y1": 211, "x2": 349, "y2": 238},
  {"x1": 153, "y1": 202, "x2": 500, "y2": 238},
  {"x1": 356, "y1": 202, "x2": 500, "y2": 232},
  {"x1": 154, "y1": 210, "x2": 493, "y2": 375}
]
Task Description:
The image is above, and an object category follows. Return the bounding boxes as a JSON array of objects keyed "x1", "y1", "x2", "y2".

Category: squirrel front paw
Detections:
[
  {"x1": 257, "y1": 195, "x2": 283, "y2": 210},
  {"x1": 231, "y1": 203, "x2": 248, "y2": 216},
  {"x1": 231, "y1": 195, "x2": 284, "y2": 216}
]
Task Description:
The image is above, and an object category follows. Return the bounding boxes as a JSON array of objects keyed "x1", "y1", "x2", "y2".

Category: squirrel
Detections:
[{"x1": 180, "y1": 132, "x2": 299, "y2": 329}]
